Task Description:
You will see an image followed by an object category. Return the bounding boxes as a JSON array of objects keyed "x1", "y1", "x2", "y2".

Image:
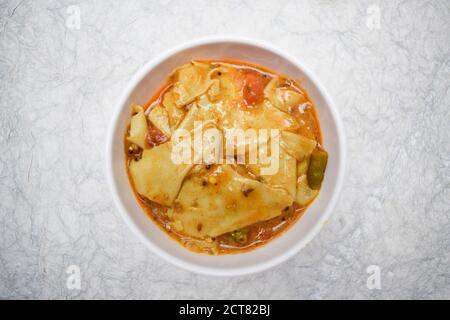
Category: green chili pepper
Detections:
[
  {"x1": 307, "y1": 149, "x2": 328, "y2": 190},
  {"x1": 230, "y1": 229, "x2": 248, "y2": 244}
]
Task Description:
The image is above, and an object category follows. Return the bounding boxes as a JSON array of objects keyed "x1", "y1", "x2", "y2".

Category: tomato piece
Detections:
[
  {"x1": 146, "y1": 126, "x2": 168, "y2": 148},
  {"x1": 234, "y1": 69, "x2": 270, "y2": 107}
]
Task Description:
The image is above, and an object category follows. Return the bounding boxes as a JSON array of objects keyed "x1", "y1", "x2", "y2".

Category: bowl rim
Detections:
[{"x1": 106, "y1": 36, "x2": 347, "y2": 276}]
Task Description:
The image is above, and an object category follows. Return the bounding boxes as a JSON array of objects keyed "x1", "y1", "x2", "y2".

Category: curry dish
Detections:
[{"x1": 125, "y1": 60, "x2": 328, "y2": 255}]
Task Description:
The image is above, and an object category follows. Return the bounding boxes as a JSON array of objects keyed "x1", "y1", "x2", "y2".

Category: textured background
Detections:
[{"x1": 0, "y1": 0, "x2": 449, "y2": 299}]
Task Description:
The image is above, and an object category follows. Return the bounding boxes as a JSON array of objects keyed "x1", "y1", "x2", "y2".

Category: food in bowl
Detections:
[{"x1": 124, "y1": 60, "x2": 328, "y2": 255}]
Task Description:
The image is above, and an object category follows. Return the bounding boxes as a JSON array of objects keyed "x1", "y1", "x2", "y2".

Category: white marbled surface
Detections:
[{"x1": 0, "y1": 0, "x2": 449, "y2": 299}]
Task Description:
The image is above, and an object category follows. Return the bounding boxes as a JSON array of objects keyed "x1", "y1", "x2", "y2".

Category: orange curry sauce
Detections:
[{"x1": 125, "y1": 60, "x2": 323, "y2": 255}]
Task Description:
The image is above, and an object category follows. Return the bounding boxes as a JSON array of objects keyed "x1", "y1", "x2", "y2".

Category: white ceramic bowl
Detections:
[{"x1": 106, "y1": 37, "x2": 346, "y2": 276}]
